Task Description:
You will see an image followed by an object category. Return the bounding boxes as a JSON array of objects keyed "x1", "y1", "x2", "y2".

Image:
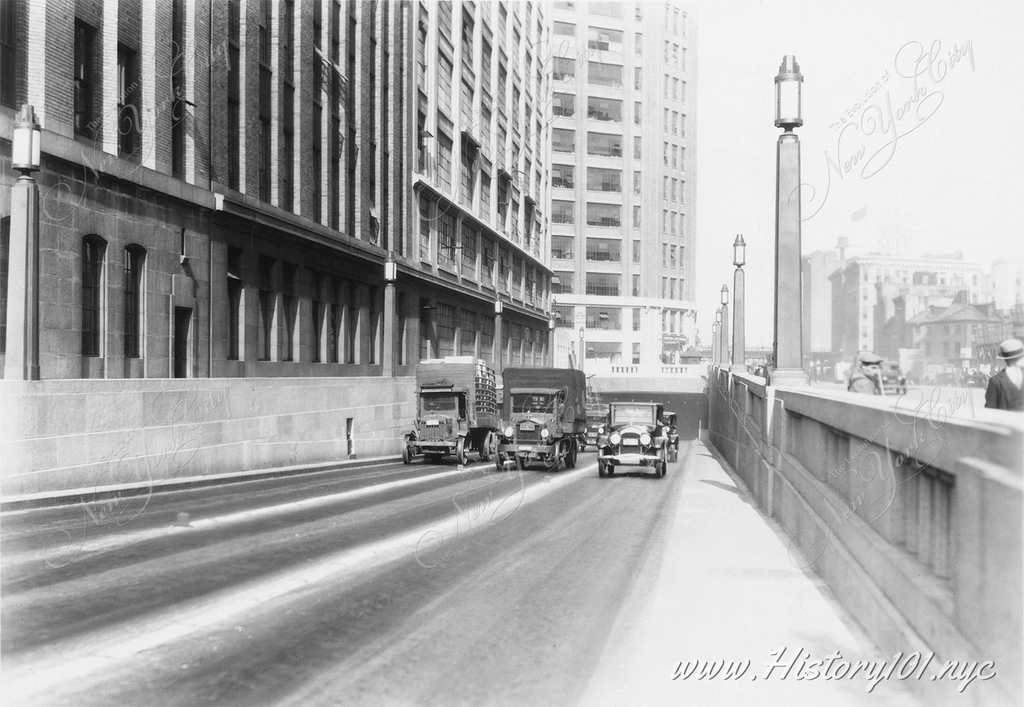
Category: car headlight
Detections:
[
  {"x1": 640, "y1": 432, "x2": 652, "y2": 446},
  {"x1": 598, "y1": 426, "x2": 605, "y2": 434},
  {"x1": 609, "y1": 432, "x2": 621, "y2": 445},
  {"x1": 504, "y1": 426, "x2": 515, "y2": 438},
  {"x1": 541, "y1": 428, "x2": 550, "y2": 439}
]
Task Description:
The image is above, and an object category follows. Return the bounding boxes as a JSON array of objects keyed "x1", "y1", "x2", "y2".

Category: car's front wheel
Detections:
[{"x1": 598, "y1": 458, "x2": 608, "y2": 478}]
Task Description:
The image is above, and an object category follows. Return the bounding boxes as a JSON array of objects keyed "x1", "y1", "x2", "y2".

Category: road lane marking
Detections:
[
  {"x1": 4, "y1": 463, "x2": 596, "y2": 701},
  {"x1": 7, "y1": 464, "x2": 497, "y2": 567}
]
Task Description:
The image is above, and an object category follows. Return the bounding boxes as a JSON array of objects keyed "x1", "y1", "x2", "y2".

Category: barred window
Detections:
[
  {"x1": 437, "y1": 209, "x2": 456, "y2": 267},
  {"x1": 586, "y1": 203, "x2": 620, "y2": 228},
  {"x1": 552, "y1": 92, "x2": 575, "y2": 117},
  {"x1": 75, "y1": 21, "x2": 96, "y2": 137},
  {"x1": 586, "y1": 272, "x2": 620, "y2": 296},
  {"x1": 586, "y1": 307, "x2": 621, "y2": 330},
  {"x1": 82, "y1": 236, "x2": 106, "y2": 357},
  {"x1": 123, "y1": 246, "x2": 146, "y2": 358},
  {"x1": 588, "y1": 62, "x2": 622, "y2": 88},
  {"x1": 587, "y1": 96, "x2": 622, "y2": 122},
  {"x1": 552, "y1": 200, "x2": 574, "y2": 225},
  {"x1": 480, "y1": 315, "x2": 494, "y2": 364},
  {"x1": 587, "y1": 167, "x2": 621, "y2": 193},
  {"x1": 586, "y1": 238, "x2": 621, "y2": 262},
  {"x1": 552, "y1": 163, "x2": 574, "y2": 189},
  {"x1": 553, "y1": 128, "x2": 575, "y2": 153},
  {"x1": 587, "y1": 132, "x2": 621, "y2": 157},
  {"x1": 552, "y1": 236, "x2": 574, "y2": 260}
]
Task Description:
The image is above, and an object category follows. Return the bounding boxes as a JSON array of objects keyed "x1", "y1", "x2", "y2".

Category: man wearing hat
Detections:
[
  {"x1": 984, "y1": 339, "x2": 1024, "y2": 411},
  {"x1": 848, "y1": 351, "x2": 884, "y2": 395}
]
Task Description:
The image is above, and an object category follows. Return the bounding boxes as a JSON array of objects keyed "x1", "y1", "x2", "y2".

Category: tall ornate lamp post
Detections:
[
  {"x1": 731, "y1": 235, "x2": 746, "y2": 372},
  {"x1": 720, "y1": 285, "x2": 730, "y2": 366},
  {"x1": 770, "y1": 56, "x2": 808, "y2": 386},
  {"x1": 713, "y1": 308, "x2": 721, "y2": 365},
  {"x1": 5, "y1": 105, "x2": 43, "y2": 381},
  {"x1": 382, "y1": 257, "x2": 397, "y2": 376},
  {"x1": 547, "y1": 313, "x2": 556, "y2": 366}
]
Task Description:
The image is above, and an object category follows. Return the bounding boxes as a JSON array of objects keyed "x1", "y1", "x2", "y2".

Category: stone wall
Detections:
[
  {"x1": 0, "y1": 376, "x2": 415, "y2": 498},
  {"x1": 708, "y1": 367, "x2": 1023, "y2": 706}
]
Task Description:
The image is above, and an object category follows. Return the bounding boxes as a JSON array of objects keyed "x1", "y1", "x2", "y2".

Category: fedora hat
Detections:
[{"x1": 996, "y1": 339, "x2": 1024, "y2": 360}]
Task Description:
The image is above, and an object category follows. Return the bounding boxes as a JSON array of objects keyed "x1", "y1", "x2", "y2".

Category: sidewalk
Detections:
[{"x1": 579, "y1": 435, "x2": 923, "y2": 707}]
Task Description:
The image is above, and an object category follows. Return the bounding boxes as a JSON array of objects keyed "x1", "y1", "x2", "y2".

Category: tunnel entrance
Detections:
[{"x1": 592, "y1": 390, "x2": 708, "y2": 440}]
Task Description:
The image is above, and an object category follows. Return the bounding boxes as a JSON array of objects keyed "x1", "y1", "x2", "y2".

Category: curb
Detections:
[{"x1": 1, "y1": 455, "x2": 403, "y2": 512}]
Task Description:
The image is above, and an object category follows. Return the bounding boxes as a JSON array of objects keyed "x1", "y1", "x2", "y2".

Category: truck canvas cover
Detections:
[{"x1": 500, "y1": 367, "x2": 587, "y2": 425}]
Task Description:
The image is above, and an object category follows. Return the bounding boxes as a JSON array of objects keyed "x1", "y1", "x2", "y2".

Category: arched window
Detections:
[
  {"x1": 124, "y1": 245, "x2": 146, "y2": 358},
  {"x1": 82, "y1": 235, "x2": 106, "y2": 357}
]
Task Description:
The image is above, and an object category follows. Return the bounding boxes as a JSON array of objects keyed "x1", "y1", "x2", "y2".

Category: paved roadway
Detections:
[
  {"x1": 2, "y1": 441, "x2": 929, "y2": 707},
  {"x1": 3, "y1": 448, "x2": 687, "y2": 706}
]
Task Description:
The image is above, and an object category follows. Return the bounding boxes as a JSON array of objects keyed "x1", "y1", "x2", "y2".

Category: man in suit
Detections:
[
  {"x1": 848, "y1": 351, "x2": 883, "y2": 395},
  {"x1": 985, "y1": 339, "x2": 1024, "y2": 411}
]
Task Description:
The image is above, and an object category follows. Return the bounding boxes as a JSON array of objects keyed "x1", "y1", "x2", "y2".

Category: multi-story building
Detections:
[
  {"x1": 0, "y1": 0, "x2": 554, "y2": 494},
  {"x1": 829, "y1": 253, "x2": 988, "y2": 360},
  {"x1": 801, "y1": 248, "x2": 839, "y2": 359},
  {"x1": 546, "y1": 0, "x2": 697, "y2": 370}
]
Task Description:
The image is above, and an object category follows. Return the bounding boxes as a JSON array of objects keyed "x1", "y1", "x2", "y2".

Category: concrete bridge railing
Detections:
[{"x1": 707, "y1": 366, "x2": 1022, "y2": 706}]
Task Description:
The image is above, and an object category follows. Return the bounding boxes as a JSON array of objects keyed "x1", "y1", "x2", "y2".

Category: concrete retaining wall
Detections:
[
  {"x1": 707, "y1": 367, "x2": 1023, "y2": 706},
  {"x1": 0, "y1": 376, "x2": 416, "y2": 497}
]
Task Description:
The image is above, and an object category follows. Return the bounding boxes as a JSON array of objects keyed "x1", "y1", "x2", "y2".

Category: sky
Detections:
[{"x1": 688, "y1": 0, "x2": 1024, "y2": 348}]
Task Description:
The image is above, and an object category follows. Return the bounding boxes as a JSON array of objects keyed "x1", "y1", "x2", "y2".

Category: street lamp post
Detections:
[
  {"x1": 5, "y1": 105, "x2": 43, "y2": 381},
  {"x1": 382, "y1": 257, "x2": 397, "y2": 377},
  {"x1": 547, "y1": 314, "x2": 556, "y2": 366},
  {"x1": 720, "y1": 285, "x2": 730, "y2": 366},
  {"x1": 770, "y1": 56, "x2": 808, "y2": 386},
  {"x1": 713, "y1": 308, "x2": 721, "y2": 365},
  {"x1": 731, "y1": 235, "x2": 746, "y2": 372}
]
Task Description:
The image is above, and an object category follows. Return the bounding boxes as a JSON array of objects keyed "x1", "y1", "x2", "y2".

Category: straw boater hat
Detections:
[{"x1": 996, "y1": 339, "x2": 1024, "y2": 360}]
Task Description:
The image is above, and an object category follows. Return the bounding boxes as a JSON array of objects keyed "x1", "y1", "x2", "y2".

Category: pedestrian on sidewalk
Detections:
[
  {"x1": 984, "y1": 339, "x2": 1024, "y2": 411},
  {"x1": 848, "y1": 351, "x2": 883, "y2": 395}
]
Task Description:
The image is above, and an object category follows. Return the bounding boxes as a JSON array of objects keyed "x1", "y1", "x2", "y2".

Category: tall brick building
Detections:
[{"x1": 0, "y1": 0, "x2": 554, "y2": 494}]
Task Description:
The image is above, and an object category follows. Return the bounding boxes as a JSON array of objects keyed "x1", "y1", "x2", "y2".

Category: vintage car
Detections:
[
  {"x1": 879, "y1": 361, "x2": 908, "y2": 395},
  {"x1": 597, "y1": 401, "x2": 669, "y2": 478},
  {"x1": 584, "y1": 403, "x2": 607, "y2": 449}
]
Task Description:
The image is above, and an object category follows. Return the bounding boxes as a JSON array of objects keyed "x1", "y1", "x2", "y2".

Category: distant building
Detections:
[
  {"x1": 906, "y1": 292, "x2": 1005, "y2": 373},
  {"x1": 830, "y1": 253, "x2": 989, "y2": 359},
  {"x1": 801, "y1": 248, "x2": 839, "y2": 357}
]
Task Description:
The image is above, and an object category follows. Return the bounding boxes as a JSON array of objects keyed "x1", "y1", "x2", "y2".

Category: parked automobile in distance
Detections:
[
  {"x1": 585, "y1": 403, "x2": 607, "y2": 450},
  {"x1": 879, "y1": 361, "x2": 908, "y2": 395},
  {"x1": 597, "y1": 402, "x2": 668, "y2": 478}
]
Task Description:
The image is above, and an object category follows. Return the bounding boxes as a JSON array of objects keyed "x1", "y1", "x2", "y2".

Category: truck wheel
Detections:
[
  {"x1": 478, "y1": 432, "x2": 493, "y2": 462},
  {"x1": 402, "y1": 445, "x2": 412, "y2": 465},
  {"x1": 495, "y1": 454, "x2": 505, "y2": 473},
  {"x1": 598, "y1": 458, "x2": 608, "y2": 478},
  {"x1": 456, "y1": 438, "x2": 468, "y2": 466},
  {"x1": 567, "y1": 439, "x2": 578, "y2": 468}
]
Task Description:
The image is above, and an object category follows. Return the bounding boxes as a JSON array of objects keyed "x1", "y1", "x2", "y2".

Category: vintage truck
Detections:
[
  {"x1": 495, "y1": 367, "x2": 587, "y2": 471},
  {"x1": 403, "y1": 357, "x2": 501, "y2": 465}
]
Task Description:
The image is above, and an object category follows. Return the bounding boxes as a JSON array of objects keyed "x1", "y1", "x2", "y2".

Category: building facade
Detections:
[
  {"x1": 546, "y1": 0, "x2": 697, "y2": 371},
  {"x1": 801, "y1": 248, "x2": 838, "y2": 359},
  {"x1": 829, "y1": 253, "x2": 989, "y2": 360},
  {"x1": 0, "y1": 0, "x2": 554, "y2": 494}
]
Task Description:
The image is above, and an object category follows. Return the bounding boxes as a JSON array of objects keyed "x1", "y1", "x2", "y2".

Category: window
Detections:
[
  {"x1": 587, "y1": 96, "x2": 622, "y2": 122},
  {"x1": 634, "y1": 136, "x2": 641, "y2": 159},
  {"x1": 227, "y1": 0, "x2": 240, "y2": 188},
  {"x1": 552, "y1": 128, "x2": 575, "y2": 154},
  {"x1": 282, "y1": 264, "x2": 297, "y2": 361},
  {"x1": 461, "y1": 141, "x2": 477, "y2": 205},
  {"x1": 633, "y1": 207, "x2": 641, "y2": 229},
  {"x1": 227, "y1": 247, "x2": 244, "y2": 361},
  {"x1": 552, "y1": 92, "x2": 574, "y2": 117},
  {"x1": 438, "y1": 52, "x2": 453, "y2": 113},
  {"x1": 552, "y1": 237, "x2": 574, "y2": 260},
  {"x1": 552, "y1": 200, "x2": 574, "y2": 224},
  {"x1": 634, "y1": 67, "x2": 642, "y2": 91},
  {"x1": 123, "y1": 246, "x2": 145, "y2": 358},
  {"x1": 82, "y1": 236, "x2": 106, "y2": 357},
  {"x1": 74, "y1": 21, "x2": 96, "y2": 137},
  {"x1": 632, "y1": 274, "x2": 640, "y2": 296},
  {"x1": 438, "y1": 209, "x2": 456, "y2": 267},
  {"x1": 437, "y1": 133, "x2": 453, "y2": 193},
  {"x1": 633, "y1": 171, "x2": 641, "y2": 195},
  {"x1": 587, "y1": 167, "x2": 621, "y2": 193},
  {"x1": 587, "y1": 27, "x2": 623, "y2": 52},
  {"x1": 586, "y1": 238, "x2": 621, "y2": 262},
  {"x1": 634, "y1": 102, "x2": 641, "y2": 125},
  {"x1": 437, "y1": 304, "x2": 456, "y2": 358},
  {"x1": 0, "y1": 218, "x2": 8, "y2": 351},
  {"x1": 588, "y1": 62, "x2": 622, "y2": 87},
  {"x1": 0, "y1": 0, "x2": 15, "y2": 108},
  {"x1": 461, "y1": 225, "x2": 477, "y2": 277},
  {"x1": 554, "y1": 21, "x2": 574, "y2": 36},
  {"x1": 586, "y1": 307, "x2": 620, "y2": 330},
  {"x1": 459, "y1": 309, "x2": 477, "y2": 356},
  {"x1": 553, "y1": 57, "x2": 575, "y2": 82},
  {"x1": 634, "y1": 33, "x2": 642, "y2": 56},
  {"x1": 552, "y1": 163, "x2": 574, "y2": 189},
  {"x1": 586, "y1": 203, "x2": 621, "y2": 228},
  {"x1": 587, "y1": 132, "x2": 621, "y2": 157},
  {"x1": 258, "y1": 256, "x2": 274, "y2": 360},
  {"x1": 590, "y1": 2, "x2": 621, "y2": 17},
  {"x1": 586, "y1": 273, "x2": 620, "y2": 296}
]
